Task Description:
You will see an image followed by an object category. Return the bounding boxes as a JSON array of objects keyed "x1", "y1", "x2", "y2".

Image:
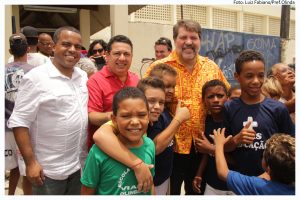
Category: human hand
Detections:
[
  {"x1": 234, "y1": 120, "x2": 256, "y2": 145},
  {"x1": 174, "y1": 100, "x2": 190, "y2": 123},
  {"x1": 195, "y1": 132, "x2": 213, "y2": 153},
  {"x1": 211, "y1": 128, "x2": 232, "y2": 147},
  {"x1": 26, "y1": 160, "x2": 45, "y2": 186},
  {"x1": 192, "y1": 176, "x2": 202, "y2": 193},
  {"x1": 132, "y1": 161, "x2": 154, "y2": 193}
]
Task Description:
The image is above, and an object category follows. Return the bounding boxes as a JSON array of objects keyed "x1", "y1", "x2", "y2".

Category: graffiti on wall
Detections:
[{"x1": 200, "y1": 29, "x2": 280, "y2": 84}]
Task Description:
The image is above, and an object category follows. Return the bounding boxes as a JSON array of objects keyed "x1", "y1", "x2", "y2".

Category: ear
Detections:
[
  {"x1": 234, "y1": 72, "x2": 240, "y2": 83},
  {"x1": 111, "y1": 113, "x2": 116, "y2": 124}
]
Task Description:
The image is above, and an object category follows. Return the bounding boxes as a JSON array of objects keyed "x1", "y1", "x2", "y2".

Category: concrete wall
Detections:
[
  {"x1": 128, "y1": 22, "x2": 173, "y2": 77},
  {"x1": 127, "y1": 21, "x2": 295, "y2": 77}
]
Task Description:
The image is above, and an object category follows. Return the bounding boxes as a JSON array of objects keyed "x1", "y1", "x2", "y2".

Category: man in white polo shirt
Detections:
[{"x1": 8, "y1": 26, "x2": 88, "y2": 195}]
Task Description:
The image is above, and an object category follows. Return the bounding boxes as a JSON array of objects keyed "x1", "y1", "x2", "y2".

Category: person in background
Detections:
[
  {"x1": 8, "y1": 26, "x2": 48, "y2": 67},
  {"x1": 261, "y1": 76, "x2": 283, "y2": 100},
  {"x1": 5, "y1": 33, "x2": 35, "y2": 195},
  {"x1": 76, "y1": 57, "x2": 97, "y2": 78},
  {"x1": 213, "y1": 129, "x2": 295, "y2": 195},
  {"x1": 87, "y1": 39, "x2": 108, "y2": 70},
  {"x1": 227, "y1": 85, "x2": 241, "y2": 100},
  {"x1": 270, "y1": 63, "x2": 295, "y2": 123},
  {"x1": 37, "y1": 33, "x2": 54, "y2": 57},
  {"x1": 154, "y1": 37, "x2": 172, "y2": 60},
  {"x1": 8, "y1": 26, "x2": 88, "y2": 195}
]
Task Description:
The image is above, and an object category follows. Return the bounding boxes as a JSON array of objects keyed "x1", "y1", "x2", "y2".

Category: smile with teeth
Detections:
[{"x1": 127, "y1": 128, "x2": 141, "y2": 133}]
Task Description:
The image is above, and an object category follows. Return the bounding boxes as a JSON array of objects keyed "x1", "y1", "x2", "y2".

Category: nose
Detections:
[
  {"x1": 69, "y1": 44, "x2": 76, "y2": 52},
  {"x1": 185, "y1": 37, "x2": 192, "y2": 45},
  {"x1": 153, "y1": 101, "x2": 161, "y2": 109},
  {"x1": 130, "y1": 117, "x2": 140, "y2": 125},
  {"x1": 118, "y1": 53, "x2": 126, "y2": 60},
  {"x1": 252, "y1": 75, "x2": 261, "y2": 84}
]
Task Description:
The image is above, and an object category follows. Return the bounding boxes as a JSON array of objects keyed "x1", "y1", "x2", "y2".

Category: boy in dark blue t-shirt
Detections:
[
  {"x1": 224, "y1": 50, "x2": 294, "y2": 177},
  {"x1": 193, "y1": 79, "x2": 234, "y2": 195}
]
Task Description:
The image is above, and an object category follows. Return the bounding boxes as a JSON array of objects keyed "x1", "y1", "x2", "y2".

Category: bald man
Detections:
[{"x1": 37, "y1": 33, "x2": 54, "y2": 57}]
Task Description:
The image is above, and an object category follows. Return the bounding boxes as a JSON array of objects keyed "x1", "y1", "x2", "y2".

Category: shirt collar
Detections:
[
  {"x1": 101, "y1": 65, "x2": 129, "y2": 79},
  {"x1": 48, "y1": 59, "x2": 81, "y2": 80},
  {"x1": 169, "y1": 50, "x2": 203, "y2": 69}
]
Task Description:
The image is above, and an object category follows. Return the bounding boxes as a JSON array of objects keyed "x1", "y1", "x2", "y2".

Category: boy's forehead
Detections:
[
  {"x1": 241, "y1": 60, "x2": 265, "y2": 71},
  {"x1": 206, "y1": 85, "x2": 227, "y2": 94}
]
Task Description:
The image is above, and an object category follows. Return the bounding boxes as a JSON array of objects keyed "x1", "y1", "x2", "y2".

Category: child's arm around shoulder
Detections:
[
  {"x1": 212, "y1": 128, "x2": 232, "y2": 181},
  {"x1": 93, "y1": 121, "x2": 153, "y2": 193}
]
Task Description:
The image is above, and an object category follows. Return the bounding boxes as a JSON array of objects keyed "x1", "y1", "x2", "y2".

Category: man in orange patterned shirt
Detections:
[{"x1": 145, "y1": 19, "x2": 230, "y2": 195}]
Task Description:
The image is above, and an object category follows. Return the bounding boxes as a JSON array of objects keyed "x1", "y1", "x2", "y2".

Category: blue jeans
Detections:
[{"x1": 32, "y1": 170, "x2": 81, "y2": 195}]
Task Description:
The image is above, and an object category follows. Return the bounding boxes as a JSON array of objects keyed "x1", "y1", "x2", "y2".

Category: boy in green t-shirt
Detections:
[{"x1": 81, "y1": 87, "x2": 155, "y2": 195}]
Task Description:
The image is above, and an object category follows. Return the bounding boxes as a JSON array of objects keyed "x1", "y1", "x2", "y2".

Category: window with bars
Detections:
[
  {"x1": 134, "y1": 5, "x2": 172, "y2": 24},
  {"x1": 269, "y1": 17, "x2": 280, "y2": 36},
  {"x1": 176, "y1": 5, "x2": 207, "y2": 27},
  {"x1": 243, "y1": 13, "x2": 264, "y2": 34},
  {"x1": 212, "y1": 8, "x2": 237, "y2": 31}
]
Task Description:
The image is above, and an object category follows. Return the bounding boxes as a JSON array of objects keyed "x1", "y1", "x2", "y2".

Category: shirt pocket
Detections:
[{"x1": 52, "y1": 88, "x2": 75, "y2": 113}]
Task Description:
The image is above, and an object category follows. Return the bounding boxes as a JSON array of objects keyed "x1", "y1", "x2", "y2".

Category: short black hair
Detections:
[
  {"x1": 87, "y1": 39, "x2": 108, "y2": 57},
  {"x1": 235, "y1": 50, "x2": 265, "y2": 74},
  {"x1": 53, "y1": 26, "x2": 81, "y2": 44},
  {"x1": 107, "y1": 35, "x2": 133, "y2": 53},
  {"x1": 201, "y1": 79, "x2": 228, "y2": 100},
  {"x1": 137, "y1": 77, "x2": 165, "y2": 94},
  {"x1": 155, "y1": 37, "x2": 172, "y2": 51},
  {"x1": 112, "y1": 87, "x2": 149, "y2": 115}
]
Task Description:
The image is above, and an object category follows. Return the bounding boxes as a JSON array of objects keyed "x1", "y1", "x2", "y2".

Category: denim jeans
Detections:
[{"x1": 32, "y1": 170, "x2": 81, "y2": 195}]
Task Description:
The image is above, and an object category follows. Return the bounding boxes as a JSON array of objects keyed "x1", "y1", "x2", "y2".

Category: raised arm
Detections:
[
  {"x1": 13, "y1": 127, "x2": 44, "y2": 185},
  {"x1": 153, "y1": 101, "x2": 190, "y2": 154},
  {"x1": 213, "y1": 128, "x2": 232, "y2": 181},
  {"x1": 93, "y1": 123, "x2": 153, "y2": 192}
]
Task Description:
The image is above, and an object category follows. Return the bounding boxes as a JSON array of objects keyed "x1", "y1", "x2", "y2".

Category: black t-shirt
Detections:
[
  {"x1": 204, "y1": 114, "x2": 230, "y2": 190},
  {"x1": 224, "y1": 97, "x2": 295, "y2": 176},
  {"x1": 147, "y1": 108, "x2": 173, "y2": 186}
]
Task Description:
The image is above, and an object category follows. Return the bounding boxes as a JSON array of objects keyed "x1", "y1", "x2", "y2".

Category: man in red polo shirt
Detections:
[{"x1": 87, "y1": 35, "x2": 139, "y2": 151}]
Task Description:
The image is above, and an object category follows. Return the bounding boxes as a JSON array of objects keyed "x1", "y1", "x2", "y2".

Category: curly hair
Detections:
[
  {"x1": 263, "y1": 133, "x2": 295, "y2": 185},
  {"x1": 201, "y1": 79, "x2": 228, "y2": 100}
]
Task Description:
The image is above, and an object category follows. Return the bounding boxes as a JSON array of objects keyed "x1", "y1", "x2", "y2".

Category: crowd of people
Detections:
[{"x1": 5, "y1": 19, "x2": 295, "y2": 195}]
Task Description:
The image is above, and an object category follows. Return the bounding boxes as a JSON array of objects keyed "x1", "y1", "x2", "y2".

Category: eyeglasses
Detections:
[{"x1": 92, "y1": 48, "x2": 104, "y2": 54}]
